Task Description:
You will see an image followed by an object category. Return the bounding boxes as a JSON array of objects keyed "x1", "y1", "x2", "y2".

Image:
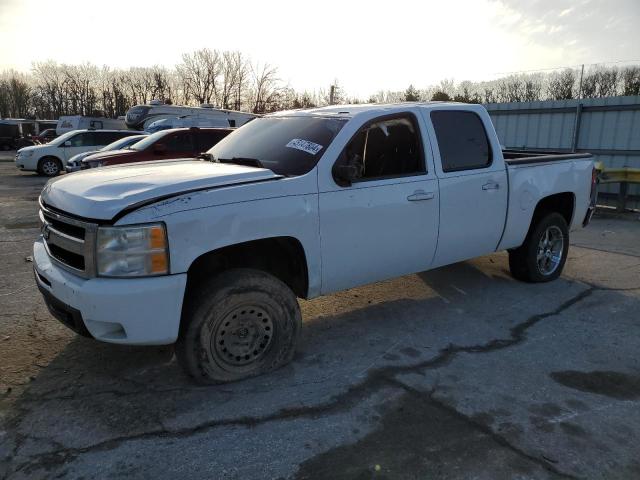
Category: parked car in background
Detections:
[
  {"x1": 125, "y1": 100, "x2": 256, "y2": 130},
  {"x1": 146, "y1": 115, "x2": 238, "y2": 133},
  {"x1": 82, "y1": 127, "x2": 233, "y2": 169},
  {"x1": 15, "y1": 129, "x2": 143, "y2": 176},
  {"x1": 33, "y1": 103, "x2": 596, "y2": 384},
  {"x1": 65, "y1": 134, "x2": 148, "y2": 173},
  {"x1": 34, "y1": 129, "x2": 58, "y2": 144},
  {"x1": 56, "y1": 116, "x2": 127, "y2": 135},
  {"x1": 0, "y1": 122, "x2": 20, "y2": 150}
]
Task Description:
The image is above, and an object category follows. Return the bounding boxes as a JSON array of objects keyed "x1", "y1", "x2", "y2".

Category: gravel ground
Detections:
[{"x1": 1, "y1": 155, "x2": 640, "y2": 479}]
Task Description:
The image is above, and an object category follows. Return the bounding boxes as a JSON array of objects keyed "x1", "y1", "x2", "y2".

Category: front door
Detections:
[
  {"x1": 61, "y1": 131, "x2": 96, "y2": 161},
  {"x1": 319, "y1": 114, "x2": 439, "y2": 294}
]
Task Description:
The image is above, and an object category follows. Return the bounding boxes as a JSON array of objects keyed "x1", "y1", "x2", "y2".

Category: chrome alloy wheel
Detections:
[
  {"x1": 536, "y1": 225, "x2": 564, "y2": 275},
  {"x1": 41, "y1": 159, "x2": 59, "y2": 176}
]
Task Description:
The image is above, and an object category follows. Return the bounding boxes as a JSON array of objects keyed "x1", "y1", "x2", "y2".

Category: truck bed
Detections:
[{"x1": 503, "y1": 149, "x2": 592, "y2": 165}]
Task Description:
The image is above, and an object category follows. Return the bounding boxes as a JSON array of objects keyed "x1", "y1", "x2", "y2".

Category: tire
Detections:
[
  {"x1": 176, "y1": 268, "x2": 302, "y2": 384},
  {"x1": 38, "y1": 157, "x2": 62, "y2": 177},
  {"x1": 508, "y1": 212, "x2": 569, "y2": 283}
]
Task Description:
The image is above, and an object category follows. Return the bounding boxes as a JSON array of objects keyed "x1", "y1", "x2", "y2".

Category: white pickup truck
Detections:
[{"x1": 33, "y1": 103, "x2": 597, "y2": 383}]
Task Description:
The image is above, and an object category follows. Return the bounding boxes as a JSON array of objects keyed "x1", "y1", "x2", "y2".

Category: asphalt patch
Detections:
[
  {"x1": 294, "y1": 393, "x2": 539, "y2": 480},
  {"x1": 550, "y1": 370, "x2": 640, "y2": 400}
]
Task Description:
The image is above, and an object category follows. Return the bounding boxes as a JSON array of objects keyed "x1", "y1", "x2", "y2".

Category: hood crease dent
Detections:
[{"x1": 41, "y1": 160, "x2": 281, "y2": 221}]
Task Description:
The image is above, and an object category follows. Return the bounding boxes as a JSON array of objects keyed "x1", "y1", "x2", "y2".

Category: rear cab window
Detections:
[{"x1": 430, "y1": 111, "x2": 491, "y2": 172}]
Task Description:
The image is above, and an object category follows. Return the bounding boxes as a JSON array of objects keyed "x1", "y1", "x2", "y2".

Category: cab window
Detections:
[{"x1": 337, "y1": 114, "x2": 425, "y2": 182}]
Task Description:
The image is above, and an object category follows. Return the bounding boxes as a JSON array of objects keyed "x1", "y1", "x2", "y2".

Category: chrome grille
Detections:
[{"x1": 39, "y1": 201, "x2": 98, "y2": 278}]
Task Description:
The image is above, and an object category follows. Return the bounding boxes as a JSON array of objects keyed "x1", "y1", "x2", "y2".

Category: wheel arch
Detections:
[
  {"x1": 530, "y1": 192, "x2": 575, "y2": 229},
  {"x1": 38, "y1": 155, "x2": 63, "y2": 172},
  {"x1": 184, "y1": 236, "x2": 310, "y2": 302}
]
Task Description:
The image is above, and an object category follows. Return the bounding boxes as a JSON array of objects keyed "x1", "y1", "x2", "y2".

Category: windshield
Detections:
[
  {"x1": 100, "y1": 134, "x2": 147, "y2": 151},
  {"x1": 51, "y1": 130, "x2": 80, "y2": 146},
  {"x1": 129, "y1": 130, "x2": 172, "y2": 151},
  {"x1": 207, "y1": 116, "x2": 347, "y2": 176}
]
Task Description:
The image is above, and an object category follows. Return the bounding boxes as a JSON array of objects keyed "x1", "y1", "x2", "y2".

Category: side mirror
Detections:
[
  {"x1": 333, "y1": 154, "x2": 364, "y2": 186},
  {"x1": 64, "y1": 140, "x2": 71, "y2": 147},
  {"x1": 153, "y1": 143, "x2": 167, "y2": 154},
  {"x1": 198, "y1": 152, "x2": 214, "y2": 161},
  {"x1": 333, "y1": 165, "x2": 360, "y2": 187}
]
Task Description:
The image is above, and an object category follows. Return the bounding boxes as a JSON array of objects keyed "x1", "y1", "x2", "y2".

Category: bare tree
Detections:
[
  {"x1": 622, "y1": 66, "x2": 640, "y2": 96},
  {"x1": 547, "y1": 69, "x2": 575, "y2": 100},
  {"x1": 0, "y1": 71, "x2": 31, "y2": 117},
  {"x1": 177, "y1": 48, "x2": 221, "y2": 105},
  {"x1": 250, "y1": 62, "x2": 280, "y2": 113},
  {"x1": 32, "y1": 61, "x2": 67, "y2": 118}
]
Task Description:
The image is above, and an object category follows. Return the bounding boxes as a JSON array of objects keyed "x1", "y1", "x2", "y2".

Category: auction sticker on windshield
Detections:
[{"x1": 286, "y1": 139, "x2": 323, "y2": 155}]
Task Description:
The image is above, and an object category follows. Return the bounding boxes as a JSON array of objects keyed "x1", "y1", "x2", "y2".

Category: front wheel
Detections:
[
  {"x1": 176, "y1": 268, "x2": 302, "y2": 384},
  {"x1": 508, "y1": 212, "x2": 569, "y2": 283},
  {"x1": 38, "y1": 157, "x2": 62, "y2": 177}
]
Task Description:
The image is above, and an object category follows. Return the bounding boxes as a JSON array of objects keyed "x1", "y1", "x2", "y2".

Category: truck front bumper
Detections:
[{"x1": 33, "y1": 238, "x2": 187, "y2": 345}]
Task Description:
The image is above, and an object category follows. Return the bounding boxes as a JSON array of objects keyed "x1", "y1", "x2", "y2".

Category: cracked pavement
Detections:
[{"x1": 1, "y1": 158, "x2": 640, "y2": 479}]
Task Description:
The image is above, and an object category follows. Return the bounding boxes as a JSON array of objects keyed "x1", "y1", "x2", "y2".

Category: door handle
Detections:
[
  {"x1": 482, "y1": 182, "x2": 500, "y2": 190},
  {"x1": 407, "y1": 190, "x2": 435, "y2": 201}
]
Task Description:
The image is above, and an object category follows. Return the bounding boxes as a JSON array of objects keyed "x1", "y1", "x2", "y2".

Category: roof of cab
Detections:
[{"x1": 267, "y1": 101, "x2": 468, "y2": 119}]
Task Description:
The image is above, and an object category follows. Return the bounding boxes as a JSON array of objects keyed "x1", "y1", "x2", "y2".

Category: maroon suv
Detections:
[{"x1": 82, "y1": 127, "x2": 234, "y2": 168}]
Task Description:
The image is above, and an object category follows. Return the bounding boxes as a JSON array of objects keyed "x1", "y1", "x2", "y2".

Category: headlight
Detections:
[
  {"x1": 20, "y1": 151, "x2": 33, "y2": 158},
  {"x1": 96, "y1": 223, "x2": 169, "y2": 277}
]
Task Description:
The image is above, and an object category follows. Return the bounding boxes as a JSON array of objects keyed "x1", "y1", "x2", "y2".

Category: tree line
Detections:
[
  {"x1": 1, "y1": 51, "x2": 639, "y2": 120},
  {"x1": 374, "y1": 65, "x2": 640, "y2": 104}
]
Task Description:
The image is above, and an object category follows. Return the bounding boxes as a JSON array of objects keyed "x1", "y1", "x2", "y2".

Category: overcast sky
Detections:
[{"x1": 0, "y1": 0, "x2": 638, "y2": 97}]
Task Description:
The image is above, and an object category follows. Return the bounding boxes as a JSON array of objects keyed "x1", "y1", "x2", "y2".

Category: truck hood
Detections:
[{"x1": 41, "y1": 160, "x2": 281, "y2": 221}]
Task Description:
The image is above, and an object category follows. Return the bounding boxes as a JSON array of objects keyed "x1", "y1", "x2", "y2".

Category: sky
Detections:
[{"x1": 0, "y1": 0, "x2": 638, "y2": 97}]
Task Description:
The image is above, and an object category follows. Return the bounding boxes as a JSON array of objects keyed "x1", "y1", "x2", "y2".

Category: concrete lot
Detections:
[{"x1": 1, "y1": 154, "x2": 639, "y2": 479}]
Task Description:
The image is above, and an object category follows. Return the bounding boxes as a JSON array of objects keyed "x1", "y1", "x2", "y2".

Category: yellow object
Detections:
[
  {"x1": 149, "y1": 225, "x2": 167, "y2": 249},
  {"x1": 596, "y1": 164, "x2": 640, "y2": 185},
  {"x1": 150, "y1": 252, "x2": 168, "y2": 274}
]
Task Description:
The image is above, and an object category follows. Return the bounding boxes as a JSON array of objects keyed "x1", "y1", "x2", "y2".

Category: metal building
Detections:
[{"x1": 486, "y1": 95, "x2": 640, "y2": 210}]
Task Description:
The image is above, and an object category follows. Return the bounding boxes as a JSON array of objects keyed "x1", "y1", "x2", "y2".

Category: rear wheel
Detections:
[
  {"x1": 508, "y1": 212, "x2": 569, "y2": 283},
  {"x1": 176, "y1": 268, "x2": 302, "y2": 384},
  {"x1": 38, "y1": 157, "x2": 62, "y2": 177}
]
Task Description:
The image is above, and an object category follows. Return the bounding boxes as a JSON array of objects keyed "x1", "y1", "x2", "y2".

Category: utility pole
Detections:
[
  {"x1": 571, "y1": 64, "x2": 585, "y2": 153},
  {"x1": 329, "y1": 85, "x2": 336, "y2": 105},
  {"x1": 577, "y1": 64, "x2": 584, "y2": 100}
]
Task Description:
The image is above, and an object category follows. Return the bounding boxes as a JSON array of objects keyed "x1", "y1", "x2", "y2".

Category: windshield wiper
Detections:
[{"x1": 217, "y1": 157, "x2": 265, "y2": 168}]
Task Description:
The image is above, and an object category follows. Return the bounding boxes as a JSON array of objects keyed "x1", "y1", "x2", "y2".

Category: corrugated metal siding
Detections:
[{"x1": 486, "y1": 95, "x2": 640, "y2": 209}]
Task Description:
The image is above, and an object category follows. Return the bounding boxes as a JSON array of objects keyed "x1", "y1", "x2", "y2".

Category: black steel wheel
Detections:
[{"x1": 176, "y1": 268, "x2": 301, "y2": 384}]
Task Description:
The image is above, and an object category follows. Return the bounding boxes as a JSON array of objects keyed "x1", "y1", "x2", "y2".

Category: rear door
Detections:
[
  {"x1": 425, "y1": 109, "x2": 508, "y2": 267},
  {"x1": 318, "y1": 113, "x2": 439, "y2": 294}
]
